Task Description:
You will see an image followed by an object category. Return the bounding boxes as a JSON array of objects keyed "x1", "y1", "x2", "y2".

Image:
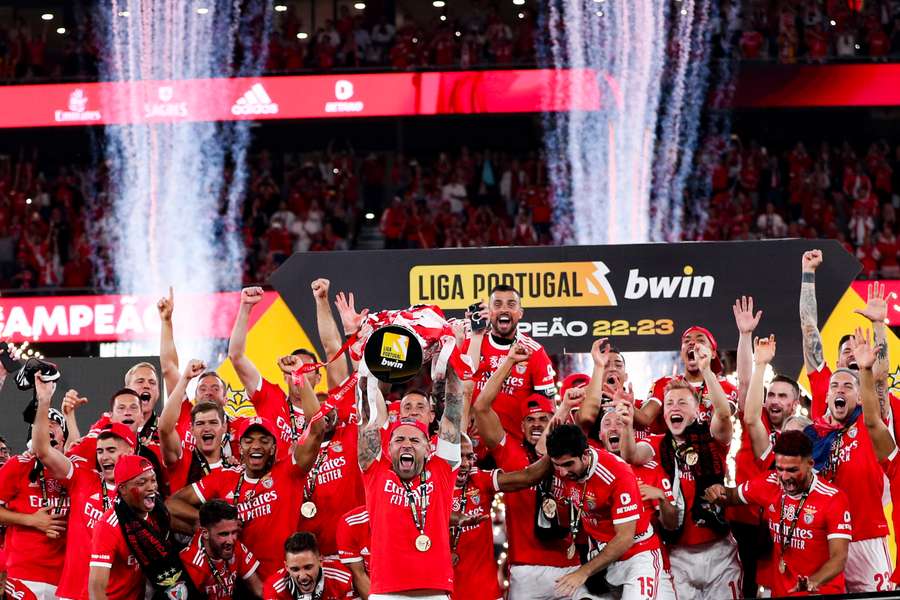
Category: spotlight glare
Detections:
[
  {"x1": 296, "y1": 32, "x2": 309, "y2": 40},
  {"x1": 518, "y1": 12, "x2": 524, "y2": 18},
  {"x1": 56, "y1": 27, "x2": 67, "y2": 34},
  {"x1": 433, "y1": 0, "x2": 446, "y2": 6},
  {"x1": 353, "y1": 2, "x2": 366, "y2": 9},
  {"x1": 196, "y1": 7, "x2": 209, "y2": 14},
  {"x1": 274, "y1": 4, "x2": 287, "y2": 11},
  {"x1": 365, "y1": 212, "x2": 375, "y2": 220},
  {"x1": 41, "y1": 13, "x2": 54, "y2": 21},
  {"x1": 440, "y1": 14, "x2": 447, "y2": 20},
  {"x1": 513, "y1": 0, "x2": 525, "y2": 4},
  {"x1": 118, "y1": 10, "x2": 130, "y2": 17}
]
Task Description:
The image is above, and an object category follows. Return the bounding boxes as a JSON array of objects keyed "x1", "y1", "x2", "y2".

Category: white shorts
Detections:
[
  {"x1": 668, "y1": 535, "x2": 742, "y2": 600},
  {"x1": 509, "y1": 564, "x2": 581, "y2": 600},
  {"x1": 581, "y1": 548, "x2": 668, "y2": 600},
  {"x1": 16, "y1": 580, "x2": 58, "y2": 600},
  {"x1": 370, "y1": 594, "x2": 449, "y2": 600},
  {"x1": 846, "y1": 537, "x2": 894, "y2": 593}
]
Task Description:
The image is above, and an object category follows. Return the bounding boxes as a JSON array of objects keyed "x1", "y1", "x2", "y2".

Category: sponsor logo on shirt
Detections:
[{"x1": 383, "y1": 479, "x2": 434, "y2": 507}]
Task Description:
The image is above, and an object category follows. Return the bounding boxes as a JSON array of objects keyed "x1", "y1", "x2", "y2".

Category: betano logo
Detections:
[
  {"x1": 409, "y1": 262, "x2": 617, "y2": 309},
  {"x1": 623, "y1": 266, "x2": 715, "y2": 299},
  {"x1": 380, "y1": 332, "x2": 409, "y2": 361},
  {"x1": 232, "y1": 83, "x2": 279, "y2": 116}
]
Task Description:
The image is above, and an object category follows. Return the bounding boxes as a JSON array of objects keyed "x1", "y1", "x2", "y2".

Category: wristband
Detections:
[{"x1": 801, "y1": 272, "x2": 815, "y2": 283}]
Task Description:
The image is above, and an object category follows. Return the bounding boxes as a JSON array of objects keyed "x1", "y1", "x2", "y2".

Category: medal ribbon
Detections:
[
  {"x1": 200, "y1": 541, "x2": 230, "y2": 593},
  {"x1": 402, "y1": 472, "x2": 429, "y2": 539},
  {"x1": 450, "y1": 476, "x2": 470, "y2": 551},
  {"x1": 303, "y1": 446, "x2": 330, "y2": 505},
  {"x1": 569, "y1": 453, "x2": 594, "y2": 538},
  {"x1": 778, "y1": 489, "x2": 811, "y2": 567}
]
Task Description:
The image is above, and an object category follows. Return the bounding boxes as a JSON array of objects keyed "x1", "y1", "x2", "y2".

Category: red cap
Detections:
[
  {"x1": 523, "y1": 394, "x2": 555, "y2": 417},
  {"x1": 559, "y1": 373, "x2": 591, "y2": 401},
  {"x1": 682, "y1": 325, "x2": 723, "y2": 374},
  {"x1": 388, "y1": 417, "x2": 430, "y2": 440},
  {"x1": 100, "y1": 423, "x2": 137, "y2": 448},
  {"x1": 236, "y1": 416, "x2": 279, "y2": 444},
  {"x1": 114, "y1": 455, "x2": 154, "y2": 487}
]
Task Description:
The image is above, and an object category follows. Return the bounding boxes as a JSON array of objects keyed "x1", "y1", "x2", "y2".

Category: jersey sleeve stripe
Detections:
[
  {"x1": 340, "y1": 556, "x2": 364, "y2": 563},
  {"x1": 612, "y1": 514, "x2": 640, "y2": 525},
  {"x1": 243, "y1": 560, "x2": 260, "y2": 579},
  {"x1": 827, "y1": 533, "x2": 853, "y2": 540},
  {"x1": 737, "y1": 484, "x2": 748, "y2": 505},
  {"x1": 192, "y1": 482, "x2": 207, "y2": 503},
  {"x1": 89, "y1": 561, "x2": 113, "y2": 569}
]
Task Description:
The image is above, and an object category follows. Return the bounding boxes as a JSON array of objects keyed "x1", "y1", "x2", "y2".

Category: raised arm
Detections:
[
  {"x1": 357, "y1": 376, "x2": 387, "y2": 471},
  {"x1": 32, "y1": 378, "x2": 73, "y2": 480},
  {"x1": 165, "y1": 484, "x2": 202, "y2": 534},
  {"x1": 744, "y1": 336, "x2": 776, "y2": 459},
  {"x1": 158, "y1": 359, "x2": 205, "y2": 466},
  {"x1": 850, "y1": 328, "x2": 895, "y2": 461},
  {"x1": 733, "y1": 296, "x2": 762, "y2": 413},
  {"x1": 278, "y1": 355, "x2": 325, "y2": 470},
  {"x1": 799, "y1": 250, "x2": 825, "y2": 372},
  {"x1": 853, "y1": 282, "x2": 891, "y2": 417},
  {"x1": 495, "y1": 454, "x2": 552, "y2": 492},
  {"x1": 437, "y1": 364, "x2": 464, "y2": 468},
  {"x1": 695, "y1": 344, "x2": 733, "y2": 445},
  {"x1": 335, "y1": 291, "x2": 369, "y2": 371},
  {"x1": 61, "y1": 389, "x2": 87, "y2": 453},
  {"x1": 157, "y1": 286, "x2": 180, "y2": 396},
  {"x1": 227, "y1": 287, "x2": 264, "y2": 393},
  {"x1": 616, "y1": 400, "x2": 653, "y2": 466},
  {"x1": 579, "y1": 338, "x2": 609, "y2": 428},
  {"x1": 472, "y1": 343, "x2": 529, "y2": 449},
  {"x1": 311, "y1": 279, "x2": 348, "y2": 388}
]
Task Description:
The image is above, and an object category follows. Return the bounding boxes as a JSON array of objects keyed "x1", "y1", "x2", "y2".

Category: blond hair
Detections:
[{"x1": 124, "y1": 361, "x2": 158, "y2": 385}]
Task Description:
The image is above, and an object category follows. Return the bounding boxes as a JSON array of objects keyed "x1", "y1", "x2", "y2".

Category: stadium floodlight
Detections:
[
  {"x1": 56, "y1": 27, "x2": 66, "y2": 34},
  {"x1": 353, "y1": 2, "x2": 366, "y2": 9},
  {"x1": 440, "y1": 15, "x2": 447, "y2": 21},
  {"x1": 118, "y1": 10, "x2": 130, "y2": 17},
  {"x1": 365, "y1": 212, "x2": 375, "y2": 220},
  {"x1": 513, "y1": 0, "x2": 525, "y2": 5},
  {"x1": 274, "y1": 4, "x2": 287, "y2": 11},
  {"x1": 296, "y1": 32, "x2": 309, "y2": 40},
  {"x1": 433, "y1": 0, "x2": 446, "y2": 7},
  {"x1": 41, "y1": 13, "x2": 54, "y2": 21},
  {"x1": 196, "y1": 7, "x2": 209, "y2": 14}
]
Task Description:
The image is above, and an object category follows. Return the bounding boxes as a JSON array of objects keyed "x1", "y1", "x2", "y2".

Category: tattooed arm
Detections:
[
  {"x1": 437, "y1": 366, "x2": 464, "y2": 468},
  {"x1": 853, "y1": 282, "x2": 890, "y2": 416},
  {"x1": 799, "y1": 250, "x2": 825, "y2": 373},
  {"x1": 357, "y1": 376, "x2": 387, "y2": 472}
]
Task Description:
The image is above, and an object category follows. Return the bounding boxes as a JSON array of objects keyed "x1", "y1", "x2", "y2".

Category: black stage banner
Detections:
[{"x1": 271, "y1": 240, "x2": 859, "y2": 373}]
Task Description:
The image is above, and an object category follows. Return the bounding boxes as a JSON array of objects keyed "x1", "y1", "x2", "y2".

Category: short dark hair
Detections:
[
  {"x1": 489, "y1": 284, "x2": 521, "y2": 299},
  {"x1": 773, "y1": 430, "x2": 813, "y2": 459},
  {"x1": 838, "y1": 334, "x2": 853, "y2": 354},
  {"x1": 546, "y1": 424, "x2": 588, "y2": 459},
  {"x1": 109, "y1": 388, "x2": 140, "y2": 409},
  {"x1": 770, "y1": 375, "x2": 800, "y2": 400},
  {"x1": 291, "y1": 348, "x2": 318, "y2": 361},
  {"x1": 197, "y1": 371, "x2": 226, "y2": 389},
  {"x1": 284, "y1": 531, "x2": 319, "y2": 556},
  {"x1": 199, "y1": 499, "x2": 239, "y2": 528},
  {"x1": 192, "y1": 401, "x2": 225, "y2": 423}
]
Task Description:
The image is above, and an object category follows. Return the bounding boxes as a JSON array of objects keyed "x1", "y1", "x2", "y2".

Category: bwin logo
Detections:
[{"x1": 624, "y1": 266, "x2": 715, "y2": 300}]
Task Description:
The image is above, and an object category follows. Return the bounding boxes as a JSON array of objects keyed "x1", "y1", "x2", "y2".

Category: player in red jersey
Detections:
[
  {"x1": 706, "y1": 431, "x2": 852, "y2": 596},
  {"x1": 89, "y1": 455, "x2": 187, "y2": 600},
  {"x1": 472, "y1": 342, "x2": 579, "y2": 600},
  {"x1": 264, "y1": 532, "x2": 354, "y2": 600},
  {"x1": 0, "y1": 397, "x2": 70, "y2": 599},
  {"x1": 31, "y1": 378, "x2": 135, "y2": 600},
  {"x1": 546, "y1": 424, "x2": 665, "y2": 600},
  {"x1": 180, "y1": 499, "x2": 263, "y2": 599},
  {"x1": 463, "y1": 284, "x2": 556, "y2": 438},
  {"x1": 621, "y1": 347, "x2": 742, "y2": 600},
  {"x1": 228, "y1": 281, "x2": 349, "y2": 458},
  {"x1": 336, "y1": 505, "x2": 371, "y2": 599},
  {"x1": 167, "y1": 358, "x2": 324, "y2": 580}
]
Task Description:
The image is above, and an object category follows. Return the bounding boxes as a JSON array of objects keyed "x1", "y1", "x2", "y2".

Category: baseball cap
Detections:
[
  {"x1": 559, "y1": 373, "x2": 591, "y2": 401},
  {"x1": 682, "y1": 325, "x2": 723, "y2": 374},
  {"x1": 114, "y1": 455, "x2": 154, "y2": 487},
  {"x1": 523, "y1": 394, "x2": 555, "y2": 417},
  {"x1": 388, "y1": 417, "x2": 430, "y2": 441},
  {"x1": 236, "y1": 416, "x2": 279, "y2": 444},
  {"x1": 99, "y1": 422, "x2": 138, "y2": 448}
]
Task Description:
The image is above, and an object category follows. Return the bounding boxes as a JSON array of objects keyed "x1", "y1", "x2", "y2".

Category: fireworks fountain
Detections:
[
  {"x1": 95, "y1": 1, "x2": 270, "y2": 361},
  {"x1": 542, "y1": 0, "x2": 725, "y2": 386}
]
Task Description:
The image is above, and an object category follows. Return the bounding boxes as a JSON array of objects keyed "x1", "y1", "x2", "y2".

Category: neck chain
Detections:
[
  {"x1": 450, "y1": 474, "x2": 471, "y2": 551},
  {"x1": 402, "y1": 472, "x2": 429, "y2": 538},
  {"x1": 304, "y1": 445, "x2": 330, "y2": 503},
  {"x1": 570, "y1": 452, "x2": 594, "y2": 539},
  {"x1": 200, "y1": 539, "x2": 230, "y2": 592}
]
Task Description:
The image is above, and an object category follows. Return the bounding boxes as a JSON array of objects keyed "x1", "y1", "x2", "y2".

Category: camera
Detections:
[{"x1": 469, "y1": 302, "x2": 487, "y2": 333}]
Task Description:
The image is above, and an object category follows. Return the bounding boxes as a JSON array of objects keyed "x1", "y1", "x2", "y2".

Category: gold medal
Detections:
[
  {"x1": 567, "y1": 544, "x2": 576, "y2": 560},
  {"x1": 415, "y1": 534, "x2": 432, "y2": 552},
  {"x1": 451, "y1": 551, "x2": 460, "y2": 566},
  {"x1": 541, "y1": 498, "x2": 558, "y2": 519},
  {"x1": 684, "y1": 450, "x2": 698, "y2": 467},
  {"x1": 778, "y1": 558, "x2": 786, "y2": 574},
  {"x1": 300, "y1": 501, "x2": 318, "y2": 518}
]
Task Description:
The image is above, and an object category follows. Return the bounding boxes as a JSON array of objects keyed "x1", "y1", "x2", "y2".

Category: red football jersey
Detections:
[
  {"x1": 465, "y1": 333, "x2": 556, "y2": 438},
  {"x1": 250, "y1": 378, "x2": 306, "y2": 461},
  {"x1": 731, "y1": 410, "x2": 774, "y2": 526},
  {"x1": 880, "y1": 447, "x2": 900, "y2": 584},
  {"x1": 193, "y1": 457, "x2": 309, "y2": 580},
  {"x1": 363, "y1": 452, "x2": 456, "y2": 594},
  {"x1": 491, "y1": 435, "x2": 577, "y2": 568},
  {"x1": 641, "y1": 375, "x2": 738, "y2": 434},
  {"x1": 817, "y1": 414, "x2": 888, "y2": 541},
  {"x1": 639, "y1": 434, "x2": 729, "y2": 546},
  {"x1": 562, "y1": 448, "x2": 660, "y2": 561},
  {"x1": 632, "y1": 460, "x2": 675, "y2": 512},
  {"x1": 89, "y1": 508, "x2": 146, "y2": 600},
  {"x1": 739, "y1": 472, "x2": 852, "y2": 596},
  {"x1": 57, "y1": 464, "x2": 118, "y2": 599},
  {"x1": 263, "y1": 562, "x2": 354, "y2": 600},
  {"x1": 172, "y1": 399, "x2": 243, "y2": 461},
  {"x1": 297, "y1": 424, "x2": 364, "y2": 557},
  {"x1": 451, "y1": 468, "x2": 500, "y2": 600},
  {"x1": 0, "y1": 454, "x2": 69, "y2": 584},
  {"x1": 336, "y1": 505, "x2": 370, "y2": 573},
  {"x1": 4, "y1": 578, "x2": 38, "y2": 600},
  {"x1": 180, "y1": 530, "x2": 260, "y2": 600}
]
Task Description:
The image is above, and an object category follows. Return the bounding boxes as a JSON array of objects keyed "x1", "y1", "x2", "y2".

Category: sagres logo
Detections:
[
  {"x1": 409, "y1": 262, "x2": 617, "y2": 309},
  {"x1": 380, "y1": 332, "x2": 409, "y2": 361},
  {"x1": 624, "y1": 265, "x2": 715, "y2": 299}
]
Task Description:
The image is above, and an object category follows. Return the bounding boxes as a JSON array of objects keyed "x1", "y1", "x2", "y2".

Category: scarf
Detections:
[
  {"x1": 114, "y1": 495, "x2": 185, "y2": 591},
  {"x1": 805, "y1": 406, "x2": 861, "y2": 478},
  {"x1": 658, "y1": 421, "x2": 729, "y2": 542}
]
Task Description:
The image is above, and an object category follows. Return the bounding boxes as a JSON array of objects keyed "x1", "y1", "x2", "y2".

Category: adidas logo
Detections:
[{"x1": 231, "y1": 83, "x2": 279, "y2": 116}]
